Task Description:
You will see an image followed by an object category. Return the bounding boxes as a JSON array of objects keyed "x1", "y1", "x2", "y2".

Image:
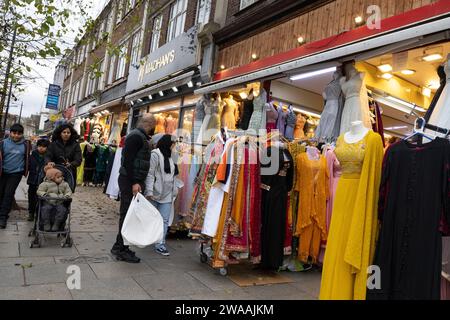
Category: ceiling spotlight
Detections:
[
  {"x1": 422, "y1": 87, "x2": 431, "y2": 97},
  {"x1": 401, "y1": 69, "x2": 415, "y2": 75},
  {"x1": 297, "y1": 36, "x2": 305, "y2": 44},
  {"x1": 187, "y1": 81, "x2": 193, "y2": 88},
  {"x1": 422, "y1": 53, "x2": 443, "y2": 62},
  {"x1": 251, "y1": 53, "x2": 258, "y2": 60},
  {"x1": 159, "y1": 91, "x2": 164, "y2": 97},
  {"x1": 196, "y1": 82, "x2": 202, "y2": 86},
  {"x1": 377, "y1": 64, "x2": 393, "y2": 73},
  {"x1": 137, "y1": 99, "x2": 143, "y2": 103},
  {"x1": 354, "y1": 16, "x2": 364, "y2": 25},
  {"x1": 130, "y1": 101, "x2": 135, "y2": 106},
  {"x1": 220, "y1": 65, "x2": 225, "y2": 70},
  {"x1": 380, "y1": 73, "x2": 393, "y2": 80},
  {"x1": 172, "y1": 86, "x2": 178, "y2": 92},
  {"x1": 148, "y1": 94, "x2": 152, "y2": 100}
]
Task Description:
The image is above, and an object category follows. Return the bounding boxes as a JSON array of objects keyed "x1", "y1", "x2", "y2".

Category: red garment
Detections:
[
  {"x1": 283, "y1": 196, "x2": 292, "y2": 254},
  {"x1": 266, "y1": 122, "x2": 277, "y2": 133},
  {"x1": 249, "y1": 146, "x2": 262, "y2": 263},
  {"x1": 119, "y1": 136, "x2": 126, "y2": 148}
]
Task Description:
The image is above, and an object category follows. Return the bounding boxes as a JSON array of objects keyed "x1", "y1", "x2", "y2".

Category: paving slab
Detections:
[
  {"x1": 54, "y1": 254, "x2": 113, "y2": 264},
  {"x1": 187, "y1": 270, "x2": 241, "y2": 291},
  {"x1": 0, "y1": 265, "x2": 25, "y2": 287},
  {"x1": 0, "y1": 242, "x2": 20, "y2": 258},
  {"x1": 133, "y1": 272, "x2": 212, "y2": 299},
  {"x1": 143, "y1": 255, "x2": 210, "y2": 274},
  {"x1": 70, "y1": 278, "x2": 152, "y2": 300},
  {"x1": 89, "y1": 261, "x2": 156, "y2": 279},
  {"x1": 0, "y1": 283, "x2": 72, "y2": 300},
  {"x1": 19, "y1": 242, "x2": 79, "y2": 257},
  {"x1": 74, "y1": 240, "x2": 112, "y2": 255},
  {"x1": 0, "y1": 256, "x2": 55, "y2": 268},
  {"x1": 25, "y1": 263, "x2": 96, "y2": 286},
  {"x1": 187, "y1": 288, "x2": 255, "y2": 300},
  {"x1": 242, "y1": 283, "x2": 307, "y2": 300}
]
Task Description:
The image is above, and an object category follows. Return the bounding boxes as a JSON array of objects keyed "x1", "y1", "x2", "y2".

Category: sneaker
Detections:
[
  {"x1": 155, "y1": 247, "x2": 170, "y2": 256},
  {"x1": 115, "y1": 250, "x2": 141, "y2": 263},
  {"x1": 0, "y1": 220, "x2": 6, "y2": 229}
]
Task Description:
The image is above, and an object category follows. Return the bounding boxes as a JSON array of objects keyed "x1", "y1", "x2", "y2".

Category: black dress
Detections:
[
  {"x1": 260, "y1": 147, "x2": 294, "y2": 270},
  {"x1": 367, "y1": 138, "x2": 450, "y2": 300},
  {"x1": 239, "y1": 99, "x2": 254, "y2": 130}
]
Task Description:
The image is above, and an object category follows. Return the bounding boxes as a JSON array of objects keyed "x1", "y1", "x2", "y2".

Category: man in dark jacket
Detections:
[
  {"x1": 111, "y1": 114, "x2": 156, "y2": 263},
  {"x1": 27, "y1": 139, "x2": 49, "y2": 221},
  {"x1": 0, "y1": 124, "x2": 31, "y2": 229}
]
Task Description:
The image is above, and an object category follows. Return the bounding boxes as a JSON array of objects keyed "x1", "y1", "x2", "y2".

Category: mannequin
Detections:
[
  {"x1": 340, "y1": 62, "x2": 371, "y2": 134},
  {"x1": 266, "y1": 101, "x2": 278, "y2": 132},
  {"x1": 248, "y1": 88, "x2": 268, "y2": 132},
  {"x1": 294, "y1": 114, "x2": 306, "y2": 139},
  {"x1": 315, "y1": 70, "x2": 344, "y2": 141},
  {"x1": 221, "y1": 94, "x2": 239, "y2": 130},
  {"x1": 155, "y1": 114, "x2": 166, "y2": 134},
  {"x1": 427, "y1": 54, "x2": 450, "y2": 136},
  {"x1": 344, "y1": 120, "x2": 369, "y2": 144},
  {"x1": 74, "y1": 117, "x2": 82, "y2": 135},
  {"x1": 193, "y1": 94, "x2": 208, "y2": 142},
  {"x1": 108, "y1": 116, "x2": 123, "y2": 145},
  {"x1": 165, "y1": 113, "x2": 178, "y2": 134},
  {"x1": 197, "y1": 93, "x2": 222, "y2": 145}
]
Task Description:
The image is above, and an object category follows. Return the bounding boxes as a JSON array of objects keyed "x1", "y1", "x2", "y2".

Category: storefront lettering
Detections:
[{"x1": 139, "y1": 50, "x2": 176, "y2": 82}]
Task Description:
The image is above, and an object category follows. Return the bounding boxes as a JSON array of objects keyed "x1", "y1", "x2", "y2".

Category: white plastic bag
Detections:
[{"x1": 121, "y1": 193, "x2": 164, "y2": 248}]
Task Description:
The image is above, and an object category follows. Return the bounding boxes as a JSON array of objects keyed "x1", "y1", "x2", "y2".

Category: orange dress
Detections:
[{"x1": 294, "y1": 152, "x2": 329, "y2": 263}]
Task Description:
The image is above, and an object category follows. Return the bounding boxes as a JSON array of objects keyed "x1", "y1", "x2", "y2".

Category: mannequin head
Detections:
[
  {"x1": 344, "y1": 62, "x2": 357, "y2": 79},
  {"x1": 333, "y1": 67, "x2": 343, "y2": 80}
]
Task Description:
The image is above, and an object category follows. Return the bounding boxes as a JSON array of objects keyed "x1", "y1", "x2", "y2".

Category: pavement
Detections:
[{"x1": 0, "y1": 178, "x2": 321, "y2": 300}]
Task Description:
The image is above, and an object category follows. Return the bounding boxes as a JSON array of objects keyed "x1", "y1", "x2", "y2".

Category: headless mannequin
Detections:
[{"x1": 344, "y1": 120, "x2": 369, "y2": 144}]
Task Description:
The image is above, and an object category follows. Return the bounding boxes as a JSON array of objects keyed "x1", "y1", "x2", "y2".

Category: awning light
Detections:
[{"x1": 290, "y1": 66, "x2": 337, "y2": 81}]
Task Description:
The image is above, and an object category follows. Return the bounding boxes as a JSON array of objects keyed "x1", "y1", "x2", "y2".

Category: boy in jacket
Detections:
[{"x1": 27, "y1": 139, "x2": 50, "y2": 221}]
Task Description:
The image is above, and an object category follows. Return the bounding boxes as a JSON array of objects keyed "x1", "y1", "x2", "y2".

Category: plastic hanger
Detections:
[{"x1": 403, "y1": 117, "x2": 434, "y2": 142}]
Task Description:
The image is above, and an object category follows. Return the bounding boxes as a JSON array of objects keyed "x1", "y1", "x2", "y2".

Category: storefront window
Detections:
[{"x1": 179, "y1": 107, "x2": 194, "y2": 142}]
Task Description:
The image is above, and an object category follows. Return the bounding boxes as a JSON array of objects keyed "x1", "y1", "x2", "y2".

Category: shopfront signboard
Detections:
[
  {"x1": 46, "y1": 84, "x2": 61, "y2": 110},
  {"x1": 126, "y1": 26, "x2": 198, "y2": 93}
]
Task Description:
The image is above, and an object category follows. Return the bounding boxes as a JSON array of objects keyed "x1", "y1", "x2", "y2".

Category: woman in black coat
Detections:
[{"x1": 45, "y1": 124, "x2": 82, "y2": 186}]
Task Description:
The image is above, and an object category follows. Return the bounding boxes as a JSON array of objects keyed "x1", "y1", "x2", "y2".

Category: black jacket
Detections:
[
  {"x1": 119, "y1": 128, "x2": 151, "y2": 185},
  {"x1": 27, "y1": 150, "x2": 46, "y2": 186},
  {"x1": 45, "y1": 140, "x2": 82, "y2": 168}
]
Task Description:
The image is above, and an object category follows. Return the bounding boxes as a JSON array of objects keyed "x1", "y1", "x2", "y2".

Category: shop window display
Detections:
[{"x1": 153, "y1": 111, "x2": 180, "y2": 135}]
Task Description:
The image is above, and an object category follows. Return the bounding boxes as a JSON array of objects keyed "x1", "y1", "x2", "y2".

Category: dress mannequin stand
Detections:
[{"x1": 344, "y1": 121, "x2": 369, "y2": 144}]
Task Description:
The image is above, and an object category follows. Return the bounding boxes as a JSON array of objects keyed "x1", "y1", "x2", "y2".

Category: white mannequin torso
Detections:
[{"x1": 344, "y1": 121, "x2": 369, "y2": 144}]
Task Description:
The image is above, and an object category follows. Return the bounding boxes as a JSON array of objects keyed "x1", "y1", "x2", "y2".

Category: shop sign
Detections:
[
  {"x1": 46, "y1": 84, "x2": 61, "y2": 110},
  {"x1": 49, "y1": 113, "x2": 62, "y2": 122},
  {"x1": 126, "y1": 26, "x2": 198, "y2": 93},
  {"x1": 63, "y1": 106, "x2": 76, "y2": 120}
]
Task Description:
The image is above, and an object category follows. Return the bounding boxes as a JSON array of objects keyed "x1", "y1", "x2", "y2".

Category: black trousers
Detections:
[
  {"x1": 28, "y1": 184, "x2": 38, "y2": 216},
  {"x1": 113, "y1": 175, "x2": 144, "y2": 251},
  {"x1": 41, "y1": 203, "x2": 67, "y2": 225},
  {"x1": 0, "y1": 172, "x2": 23, "y2": 222}
]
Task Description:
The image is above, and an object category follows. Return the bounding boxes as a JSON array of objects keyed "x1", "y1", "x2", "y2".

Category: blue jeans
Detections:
[{"x1": 150, "y1": 200, "x2": 172, "y2": 250}]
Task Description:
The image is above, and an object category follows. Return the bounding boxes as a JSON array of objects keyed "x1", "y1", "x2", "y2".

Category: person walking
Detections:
[
  {"x1": 27, "y1": 139, "x2": 50, "y2": 221},
  {"x1": 145, "y1": 134, "x2": 180, "y2": 256},
  {"x1": 111, "y1": 114, "x2": 156, "y2": 263},
  {"x1": 0, "y1": 124, "x2": 31, "y2": 229},
  {"x1": 45, "y1": 124, "x2": 82, "y2": 186}
]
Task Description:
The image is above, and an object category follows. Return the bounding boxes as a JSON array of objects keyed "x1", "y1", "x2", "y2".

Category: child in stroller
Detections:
[{"x1": 37, "y1": 168, "x2": 72, "y2": 232}]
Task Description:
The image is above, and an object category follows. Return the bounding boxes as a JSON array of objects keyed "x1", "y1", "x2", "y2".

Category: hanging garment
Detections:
[
  {"x1": 427, "y1": 58, "x2": 450, "y2": 135},
  {"x1": 260, "y1": 147, "x2": 294, "y2": 270},
  {"x1": 76, "y1": 141, "x2": 88, "y2": 185},
  {"x1": 103, "y1": 147, "x2": 116, "y2": 194},
  {"x1": 108, "y1": 118, "x2": 123, "y2": 145},
  {"x1": 193, "y1": 97, "x2": 207, "y2": 143},
  {"x1": 339, "y1": 73, "x2": 372, "y2": 135},
  {"x1": 276, "y1": 107, "x2": 287, "y2": 136},
  {"x1": 74, "y1": 118, "x2": 82, "y2": 135},
  {"x1": 84, "y1": 120, "x2": 91, "y2": 142},
  {"x1": 248, "y1": 89, "x2": 268, "y2": 132},
  {"x1": 370, "y1": 100, "x2": 385, "y2": 147},
  {"x1": 173, "y1": 143, "x2": 192, "y2": 218},
  {"x1": 285, "y1": 109, "x2": 296, "y2": 140},
  {"x1": 165, "y1": 115, "x2": 178, "y2": 134},
  {"x1": 319, "y1": 130, "x2": 383, "y2": 300},
  {"x1": 93, "y1": 145, "x2": 109, "y2": 185},
  {"x1": 221, "y1": 97, "x2": 239, "y2": 130},
  {"x1": 315, "y1": 78, "x2": 344, "y2": 141},
  {"x1": 239, "y1": 98, "x2": 254, "y2": 130},
  {"x1": 294, "y1": 152, "x2": 329, "y2": 263},
  {"x1": 155, "y1": 115, "x2": 166, "y2": 134},
  {"x1": 83, "y1": 144, "x2": 96, "y2": 184},
  {"x1": 294, "y1": 115, "x2": 306, "y2": 140},
  {"x1": 105, "y1": 147, "x2": 122, "y2": 200},
  {"x1": 367, "y1": 138, "x2": 450, "y2": 300},
  {"x1": 266, "y1": 102, "x2": 278, "y2": 133}
]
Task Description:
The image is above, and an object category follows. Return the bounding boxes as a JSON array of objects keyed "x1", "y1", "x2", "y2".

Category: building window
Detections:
[
  {"x1": 167, "y1": 0, "x2": 188, "y2": 42},
  {"x1": 130, "y1": 31, "x2": 141, "y2": 67},
  {"x1": 196, "y1": 0, "x2": 211, "y2": 26},
  {"x1": 86, "y1": 72, "x2": 97, "y2": 96},
  {"x1": 240, "y1": 0, "x2": 258, "y2": 10},
  {"x1": 97, "y1": 59, "x2": 105, "y2": 91},
  {"x1": 105, "y1": 11, "x2": 113, "y2": 35},
  {"x1": 150, "y1": 15, "x2": 163, "y2": 53},
  {"x1": 116, "y1": 0, "x2": 123, "y2": 25},
  {"x1": 107, "y1": 55, "x2": 116, "y2": 85},
  {"x1": 115, "y1": 43, "x2": 128, "y2": 80}
]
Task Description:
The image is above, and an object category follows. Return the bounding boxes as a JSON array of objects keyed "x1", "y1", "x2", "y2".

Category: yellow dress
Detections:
[
  {"x1": 76, "y1": 142, "x2": 87, "y2": 185},
  {"x1": 319, "y1": 130, "x2": 383, "y2": 300}
]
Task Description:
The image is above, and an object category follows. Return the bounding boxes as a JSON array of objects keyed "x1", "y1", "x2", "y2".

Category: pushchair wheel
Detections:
[
  {"x1": 29, "y1": 239, "x2": 40, "y2": 248},
  {"x1": 28, "y1": 229, "x2": 35, "y2": 237},
  {"x1": 219, "y1": 267, "x2": 228, "y2": 276},
  {"x1": 61, "y1": 237, "x2": 73, "y2": 248}
]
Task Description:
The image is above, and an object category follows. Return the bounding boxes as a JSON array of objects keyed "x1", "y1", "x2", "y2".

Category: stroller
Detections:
[{"x1": 29, "y1": 164, "x2": 75, "y2": 248}]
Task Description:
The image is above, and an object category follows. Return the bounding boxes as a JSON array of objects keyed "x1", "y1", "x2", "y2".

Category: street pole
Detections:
[
  {"x1": 18, "y1": 101, "x2": 23, "y2": 124},
  {"x1": 0, "y1": 22, "x2": 17, "y2": 137}
]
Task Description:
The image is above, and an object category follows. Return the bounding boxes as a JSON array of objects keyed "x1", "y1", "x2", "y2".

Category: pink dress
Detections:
[{"x1": 318, "y1": 147, "x2": 342, "y2": 264}]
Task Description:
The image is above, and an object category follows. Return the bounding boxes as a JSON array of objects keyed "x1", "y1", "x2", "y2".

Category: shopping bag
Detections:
[{"x1": 121, "y1": 192, "x2": 164, "y2": 248}]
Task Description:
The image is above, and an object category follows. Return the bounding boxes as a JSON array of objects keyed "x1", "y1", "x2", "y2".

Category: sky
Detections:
[{"x1": 9, "y1": 0, "x2": 109, "y2": 118}]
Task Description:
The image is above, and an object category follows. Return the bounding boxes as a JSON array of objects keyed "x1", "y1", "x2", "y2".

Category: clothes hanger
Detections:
[{"x1": 403, "y1": 117, "x2": 435, "y2": 142}]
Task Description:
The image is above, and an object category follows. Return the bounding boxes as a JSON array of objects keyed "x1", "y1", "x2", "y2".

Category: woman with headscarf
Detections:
[
  {"x1": 45, "y1": 124, "x2": 82, "y2": 188},
  {"x1": 145, "y1": 134, "x2": 180, "y2": 256}
]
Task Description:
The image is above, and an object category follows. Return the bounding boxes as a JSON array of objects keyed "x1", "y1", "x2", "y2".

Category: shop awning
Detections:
[
  {"x1": 89, "y1": 98, "x2": 123, "y2": 114},
  {"x1": 125, "y1": 70, "x2": 195, "y2": 103},
  {"x1": 195, "y1": 6, "x2": 450, "y2": 95}
]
